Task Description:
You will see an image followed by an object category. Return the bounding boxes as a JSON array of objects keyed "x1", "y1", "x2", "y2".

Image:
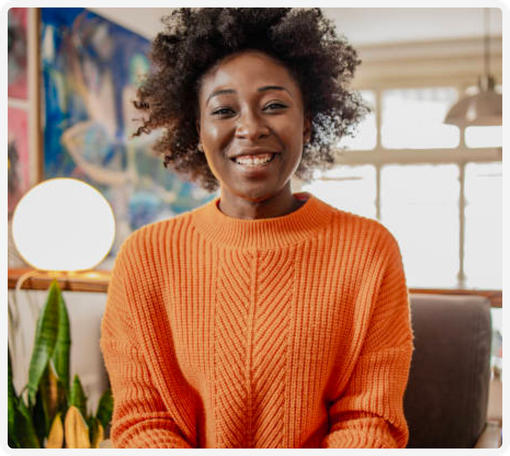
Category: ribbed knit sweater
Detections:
[{"x1": 100, "y1": 192, "x2": 414, "y2": 449}]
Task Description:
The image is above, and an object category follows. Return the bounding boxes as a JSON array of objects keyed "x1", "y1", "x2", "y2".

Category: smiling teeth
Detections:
[{"x1": 235, "y1": 153, "x2": 274, "y2": 166}]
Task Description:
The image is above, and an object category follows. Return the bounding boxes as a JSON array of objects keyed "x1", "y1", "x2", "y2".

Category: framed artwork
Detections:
[
  {"x1": 8, "y1": 8, "x2": 28, "y2": 100},
  {"x1": 8, "y1": 107, "x2": 30, "y2": 216},
  {"x1": 41, "y1": 8, "x2": 215, "y2": 257}
]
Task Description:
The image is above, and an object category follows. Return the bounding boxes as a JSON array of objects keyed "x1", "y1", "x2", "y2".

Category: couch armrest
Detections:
[{"x1": 474, "y1": 421, "x2": 501, "y2": 448}]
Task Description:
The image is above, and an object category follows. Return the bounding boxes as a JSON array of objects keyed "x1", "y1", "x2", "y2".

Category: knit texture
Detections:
[{"x1": 100, "y1": 192, "x2": 414, "y2": 448}]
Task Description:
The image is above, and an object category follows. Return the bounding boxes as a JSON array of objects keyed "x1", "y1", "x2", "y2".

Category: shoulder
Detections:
[
  {"x1": 114, "y1": 209, "x2": 195, "y2": 270},
  {"x1": 318, "y1": 199, "x2": 402, "y2": 260},
  {"x1": 325, "y1": 201, "x2": 398, "y2": 242}
]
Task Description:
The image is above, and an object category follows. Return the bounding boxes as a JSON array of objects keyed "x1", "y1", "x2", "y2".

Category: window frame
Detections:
[{"x1": 294, "y1": 36, "x2": 502, "y2": 290}]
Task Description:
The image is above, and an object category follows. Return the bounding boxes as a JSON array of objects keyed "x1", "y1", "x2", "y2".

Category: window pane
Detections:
[
  {"x1": 303, "y1": 165, "x2": 376, "y2": 219},
  {"x1": 465, "y1": 126, "x2": 502, "y2": 148},
  {"x1": 381, "y1": 87, "x2": 460, "y2": 149},
  {"x1": 464, "y1": 162, "x2": 502, "y2": 289},
  {"x1": 339, "y1": 91, "x2": 377, "y2": 151},
  {"x1": 381, "y1": 164, "x2": 460, "y2": 288}
]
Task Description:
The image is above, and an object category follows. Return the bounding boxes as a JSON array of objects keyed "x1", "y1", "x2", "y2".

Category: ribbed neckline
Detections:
[{"x1": 191, "y1": 192, "x2": 334, "y2": 250}]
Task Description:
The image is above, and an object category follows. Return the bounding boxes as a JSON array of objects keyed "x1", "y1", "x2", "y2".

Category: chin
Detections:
[{"x1": 232, "y1": 185, "x2": 277, "y2": 203}]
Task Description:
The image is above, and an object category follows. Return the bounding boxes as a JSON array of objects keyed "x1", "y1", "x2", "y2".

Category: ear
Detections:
[
  {"x1": 303, "y1": 116, "x2": 311, "y2": 144},
  {"x1": 195, "y1": 120, "x2": 204, "y2": 152}
]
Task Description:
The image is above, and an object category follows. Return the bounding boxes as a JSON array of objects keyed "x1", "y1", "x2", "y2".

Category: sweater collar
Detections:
[{"x1": 191, "y1": 192, "x2": 333, "y2": 250}]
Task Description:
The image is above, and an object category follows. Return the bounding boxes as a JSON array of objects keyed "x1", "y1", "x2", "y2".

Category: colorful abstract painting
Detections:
[
  {"x1": 8, "y1": 8, "x2": 28, "y2": 100},
  {"x1": 41, "y1": 8, "x2": 215, "y2": 257},
  {"x1": 8, "y1": 107, "x2": 30, "y2": 216}
]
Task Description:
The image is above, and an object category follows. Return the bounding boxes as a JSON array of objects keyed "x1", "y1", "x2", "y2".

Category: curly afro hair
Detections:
[{"x1": 134, "y1": 8, "x2": 367, "y2": 192}]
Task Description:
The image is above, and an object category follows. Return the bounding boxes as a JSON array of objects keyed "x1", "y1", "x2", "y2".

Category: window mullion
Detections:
[
  {"x1": 375, "y1": 164, "x2": 381, "y2": 220},
  {"x1": 375, "y1": 89, "x2": 382, "y2": 149},
  {"x1": 458, "y1": 162, "x2": 466, "y2": 288}
]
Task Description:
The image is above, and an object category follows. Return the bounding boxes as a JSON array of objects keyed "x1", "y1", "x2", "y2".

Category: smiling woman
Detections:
[
  {"x1": 198, "y1": 50, "x2": 310, "y2": 219},
  {"x1": 100, "y1": 8, "x2": 414, "y2": 449}
]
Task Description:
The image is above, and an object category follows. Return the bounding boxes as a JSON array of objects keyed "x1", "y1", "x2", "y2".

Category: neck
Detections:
[{"x1": 218, "y1": 185, "x2": 303, "y2": 220}]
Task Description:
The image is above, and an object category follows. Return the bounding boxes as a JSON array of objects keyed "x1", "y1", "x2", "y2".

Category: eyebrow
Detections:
[
  {"x1": 258, "y1": 85, "x2": 291, "y2": 96},
  {"x1": 206, "y1": 85, "x2": 292, "y2": 105},
  {"x1": 206, "y1": 89, "x2": 235, "y2": 104}
]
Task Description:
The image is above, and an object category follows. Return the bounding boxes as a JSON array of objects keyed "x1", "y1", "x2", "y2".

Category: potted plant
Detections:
[{"x1": 8, "y1": 279, "x2": 113, "y2": 448}]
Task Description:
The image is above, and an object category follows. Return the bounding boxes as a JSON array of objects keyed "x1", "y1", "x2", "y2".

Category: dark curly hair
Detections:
[{"x1": 134, "y1": 8, "x2": 367, "y2": 192}]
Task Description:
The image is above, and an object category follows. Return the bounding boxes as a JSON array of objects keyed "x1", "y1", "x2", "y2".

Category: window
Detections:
[
  {"x1": 464, "y1": 162, "x2": 502, "y2": 289},
  {"x1": 303, "y1": 85, "x2": 501, "y2": 291},
  {"x1": 381, "y1": 87, "x2": 460, "y2": 149},
  {"x1": 465, "y1": 126, "x2": 502, "y2": 148},
  {"x1": 380, "y1": 164, "x2": 460, "y2": 288},
  {"x1": 303, "y1": 165, "x2": 376, "y2": 219},
  {"x1": 340, "y1": 90, "x2": 377, "y2": 151}
]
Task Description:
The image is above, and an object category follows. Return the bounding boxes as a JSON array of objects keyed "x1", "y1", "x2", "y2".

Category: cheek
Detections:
[
  {"x1": 284, "y1": 119, "x2": 305, "y2": 157},
  {"x1": 200, "y1": 122, "x2": 230, "y2": 154},
  {"x1": 200, "y1": 124, "x2": 230, "y2": 178}
]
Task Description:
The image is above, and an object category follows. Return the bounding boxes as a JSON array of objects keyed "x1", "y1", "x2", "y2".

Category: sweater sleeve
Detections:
[
  {"x1": 100, "y1": 240, "x2": 193, "y2": 449},
  {"x1": 322, "y1": 230, "x2": 414, "y2": 449}
]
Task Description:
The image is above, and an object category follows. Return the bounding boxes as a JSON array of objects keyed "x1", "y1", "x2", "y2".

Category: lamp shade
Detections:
[
  {"x1": 444, "y1": 76, "x2": 502, "y2": 127},
  {"x1": 12, "y1": 178, "x2": 115, "y2": 271}
]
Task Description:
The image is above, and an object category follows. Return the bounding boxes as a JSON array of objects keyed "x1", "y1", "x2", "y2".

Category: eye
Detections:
[
  {"x1": 211, "y1": 106, "x2": 235, "y2": 117},
  {"x1": 263, "y1": 101, "x2": 288, "y2": 112}
]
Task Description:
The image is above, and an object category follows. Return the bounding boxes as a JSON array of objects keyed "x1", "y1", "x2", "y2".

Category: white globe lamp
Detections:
[{"x1": 12, "y1": 178, "x2": 116, "y2": 272}]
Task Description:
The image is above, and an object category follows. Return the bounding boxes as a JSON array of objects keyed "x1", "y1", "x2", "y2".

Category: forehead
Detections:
[{"x1": 199, "y1": 50, "x2": 301, "y2": 98}]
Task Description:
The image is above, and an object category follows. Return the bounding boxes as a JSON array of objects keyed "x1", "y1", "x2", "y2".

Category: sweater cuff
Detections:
[
  {"x1": 321, "y1": 416, "x2": 402, "y2": 449},
  {"x1": 113, "y1": 419, "x2": 193, "y2": 448},
  {"x1": 321, "y1": 429, "x2": 396, "y2": 449}
]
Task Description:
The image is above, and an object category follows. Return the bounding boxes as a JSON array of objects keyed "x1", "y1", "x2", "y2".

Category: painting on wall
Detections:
[
  {"x1": 8, "y1": 107, "x2": 30, "y2": 217},
  {"x1": 41, "y1": 8, "x2": 215, "y2": 258},
  {"x1": 8, "y1": 8, "x2": 28, "y2": 100}
]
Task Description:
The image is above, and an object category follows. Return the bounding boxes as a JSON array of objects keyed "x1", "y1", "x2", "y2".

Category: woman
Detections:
[{"x1": 100, "y1": 8, "x2": 414, "y2": 449}]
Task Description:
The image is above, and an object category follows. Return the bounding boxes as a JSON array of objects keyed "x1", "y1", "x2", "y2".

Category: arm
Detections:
[
  {"x1": 322, "y1": 231, "x2": 414, "y2": 448},
  {"x1": 100, "y1": 242, "x2": 193, "y2": 448}
]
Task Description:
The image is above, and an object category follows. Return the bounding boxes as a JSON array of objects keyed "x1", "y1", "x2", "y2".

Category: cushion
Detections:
[{"x1": 404, "y1": 293, "x2": 492, "y2": 448}]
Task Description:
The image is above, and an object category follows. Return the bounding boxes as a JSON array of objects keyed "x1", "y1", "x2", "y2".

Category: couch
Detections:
[{"x1": 404, "y1": 293, "x2": 500, "y2": 448}]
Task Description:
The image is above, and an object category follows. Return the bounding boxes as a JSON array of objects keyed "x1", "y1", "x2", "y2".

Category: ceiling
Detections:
[{"x1": 89, "y1": 7, "x2": 503, "y2": 46}]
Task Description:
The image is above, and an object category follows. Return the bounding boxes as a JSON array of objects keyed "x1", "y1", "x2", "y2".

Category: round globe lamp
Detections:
[{"x1": 12, "y1": 178, "x2": 115, "y2": 272}]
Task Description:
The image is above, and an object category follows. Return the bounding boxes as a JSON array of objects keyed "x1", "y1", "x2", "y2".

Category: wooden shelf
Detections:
[
  {"x1": 8, "y1": 268, "x2": 502, "y2": 307},
  {"x1": 8, "y1": 268, "x2": 111, "y2": 294}
]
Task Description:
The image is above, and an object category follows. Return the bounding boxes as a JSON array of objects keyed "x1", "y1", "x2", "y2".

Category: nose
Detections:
[{"x1": 235, "y1": 109, "x2": 270, "y2": 140}]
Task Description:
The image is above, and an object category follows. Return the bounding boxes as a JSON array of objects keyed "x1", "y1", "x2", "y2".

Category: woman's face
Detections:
[{"x1": 198, "y1": 50, "x2": 310, "y2": 204}]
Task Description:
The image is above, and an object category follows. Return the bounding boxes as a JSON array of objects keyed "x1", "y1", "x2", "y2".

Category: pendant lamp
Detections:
[{"x1": 444, "y1": 8, "x2": 502, "y2": 127}]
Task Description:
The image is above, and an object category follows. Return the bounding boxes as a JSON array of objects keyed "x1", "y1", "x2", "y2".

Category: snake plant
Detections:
[{"x1": 8, "y1": 280, "x2": 113, "y2": 448}]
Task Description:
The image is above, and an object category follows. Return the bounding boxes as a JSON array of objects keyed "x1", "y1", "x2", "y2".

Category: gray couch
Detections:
[{"x1": 404, "y1": 293, "x2": 500, "y2": 448}]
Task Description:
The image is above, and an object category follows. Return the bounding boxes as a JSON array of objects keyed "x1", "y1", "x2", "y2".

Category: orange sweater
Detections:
[{"x1": 100, "y1": 192, "x2": 414, "y2": 448}]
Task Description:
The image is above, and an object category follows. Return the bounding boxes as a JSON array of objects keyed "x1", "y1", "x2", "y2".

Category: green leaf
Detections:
[
  {"x1": 8, "y1": 346, "x2": 19, "y2": 448},
  {"x1": 51, "y1": 290, "x2": 71, "y2": 394},
  {"x1": 33, "y1": 384, "x2": 49, "y2": 445},
  {"x1": 34, "y1": 361, "x2": 66, "y2": 444},
  {"x1": 89, "y1": 416, "x2": 104, "y2": 448},
  {"x1": 27, "y1": 280, "x2": 62, "y2": 403},
  {"x1": 95, "y1": 389, "x2": 113, "y2": 430},
  {"x1": 16, "y1": 396, "x2": 41, "y2": 448},
  {"x1": 88, "y1": 416, "x2": 99, "y2": 447},
  {"x1": 69, "y1": 375, "x2": 88, "y2": 420}
]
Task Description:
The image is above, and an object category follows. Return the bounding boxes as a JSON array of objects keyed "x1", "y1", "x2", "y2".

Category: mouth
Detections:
[{"x1": 230, "y1": 153, "x2": 277, "y2": 167}]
